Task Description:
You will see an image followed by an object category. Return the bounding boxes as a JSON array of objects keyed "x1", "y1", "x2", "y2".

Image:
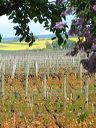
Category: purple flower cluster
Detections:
[
  {"x1": 72, "y1": 18, "x2": 84, "y2": 26},
  {"x1": 68, "y1": 18, "x2": 84, "y2": 36},
  {"x1": 92, "y1": 44, "x2": 96, "y2": 51},
  {"x1": 93, "y1": 5, "x2": 96, "y2": 11},
  {"x1": 61, "y1": 7, "x2": 74, "y2": 16},
  {"x1": 54, "y1": 21, "x2": 64, "y2": 30},
  {"x1": 93, "y1": 38, "x2": 96, "y2": 43},
  {"x1": 68, "y1": 29, "x2": 80, "y2": 36},
  {"x1": 84, "y1": 30, "x2": 91, "y2": 38}
]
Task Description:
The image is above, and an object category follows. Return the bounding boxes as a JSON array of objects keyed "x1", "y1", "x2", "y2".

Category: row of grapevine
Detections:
[{"x1": 0, "y1": 50, "x2": 96, "y2": 122}]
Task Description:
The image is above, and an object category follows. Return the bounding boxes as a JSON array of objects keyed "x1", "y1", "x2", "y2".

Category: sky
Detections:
[{"x1": 0, "y1": 15, "x2": 74, "y2": 38}]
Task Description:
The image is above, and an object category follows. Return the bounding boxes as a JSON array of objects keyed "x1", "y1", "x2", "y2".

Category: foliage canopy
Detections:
[{"x1": 0, "y1": 0, "x2": 68, "y2": 46}]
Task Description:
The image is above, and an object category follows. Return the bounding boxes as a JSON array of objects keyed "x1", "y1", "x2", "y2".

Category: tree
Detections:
[
  {"x1": 67, "y1": 0, "x2": 96, "y2": 52},
  {"x1": 53, "y1": 0, "x2": 96, "y2": 73},
  {"x1": 66, "y1": 0, "x2": 96, "y2": 73},
  {"x1": 0, "y1": 0, "x2": 68, "y2": 46}
]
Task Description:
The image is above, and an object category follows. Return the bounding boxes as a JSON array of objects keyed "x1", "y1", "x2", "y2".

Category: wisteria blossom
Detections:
[
  {"x1": 72, "y1": 18, "x2": 84, "y2": 26},
  {"x1": 84, "y1": 30, "x2": 91, "y2": 38},
  {"x1": 93, "y1": 38, "x2": 96, "y2": 43},
  {"x1": 93, "y1": 5, "x2": 96, "y2": 11},
  {"x1": 61, "y1": 7, "x2": 74, "y2": 16},
  {"x1": 54, "y1": 21, "x2": 64, "y2": 29},
  {"x1": 92, "y1": 44, "x2": 96, "y2": 51}
]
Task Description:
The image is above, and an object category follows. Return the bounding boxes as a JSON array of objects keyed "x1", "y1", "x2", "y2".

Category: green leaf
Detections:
[
  {"x1": 51, "y1": 37, "x2": 56, "y2": 40},
  {"x1": 29, "y1": 42, "x2": 33, "y2": 47},
  {"x1": 0, "y1": 34, "x2": 2, "y2": 42},
  {"x1": 20, "y1": 37, "x2": 23, "y2": 42},
  {"x1": 45, "y1": 27, "x2": 49, "y2": 30},
  {"x1": 65, "y1": 33, "x2": 68, "y2": 39},
  {"x1": 28, "y1": 33, "x2": 35, "y2": 47},
  {"x1": 34, "y1": 18, "x2": 38, "y2": 23},
  {"x1": 25, "y1": 35, "x2": 31, "y2": 42},
  {"x1": 58, "y1": 37, "x2": 63, "y2": 46},
  {"x1": 64, "y1": 40, "x2": 67, "y2": 44}
]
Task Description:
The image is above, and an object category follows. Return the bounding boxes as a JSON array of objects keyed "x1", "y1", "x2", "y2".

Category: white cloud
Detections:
[
  {"x1": 29, "y1": 21, "x2": 52, "y2": 35},
  {"x1": 0, "y1": 15, "x2": 16, "y2": 37},
  {"x1": 0, "y1": 15, "x2": 12, "y2": 24},
  {"x1": 0, "y1": 14, "x2": 74, "y2": 37},
  {"x1": 0, "y1": 15, "x2": 52, "y2": 37}
]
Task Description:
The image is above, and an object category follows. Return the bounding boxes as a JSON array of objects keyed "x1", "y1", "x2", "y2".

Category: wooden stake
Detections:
[
  {"x1": 84, "y1": 76, "x2": 89, "y2": 109},
  {"x1": 2, "y1": 64, "x2": 5, "y2": 97},
  {"x1": 80, "y1": 63, "x2": 83, "y2": 94},
  {"x1": 13, "y1": 112, "x2": 15, "y2": 127},
  {"x1": 95, "y1": 73, "x2": 96, "y2": 79},
  {"x1": 64, "y1": 75, "x2": 67, "y2": 99},
  {"x1": 43, "y1": 74, "x2": 47, "y2": 99},
  {"x1": 11, "y1": 61, "x2": 17, "y2": 79},
  {"x1": 72, "y1": 57, "x2": 75, "y2": 66},
  {"x1": 92, "y1": 103, "x2": 95, "y2": 115},
  {"x1": 35, "y1": 61, "x2": 38, "y2": 77},
  {"x1": 80, "y1": 63, "x2": 82, "y2": 79},
  {"x1": 25, "y1": 63, "x2": 29, "y2": 97}
]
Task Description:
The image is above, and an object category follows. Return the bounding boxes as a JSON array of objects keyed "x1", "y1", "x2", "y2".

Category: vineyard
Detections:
[{"x1": 0, "y1": 49, "x2": 96, "y2": 128}]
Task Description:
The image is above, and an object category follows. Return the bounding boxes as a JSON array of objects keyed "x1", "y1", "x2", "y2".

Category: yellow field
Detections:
[
  {"x1": 0, "y1": 37, "x2": 80, "y2": 51},
  {"x1": 69, "y1": 37, "x2": 85, "y2": 42},
  {"x1": 69, "y1": 37, "x2": 78, "y2": 41},
  {"x1": 0, "y1": 39, "x2": 52, "y2": 51}
]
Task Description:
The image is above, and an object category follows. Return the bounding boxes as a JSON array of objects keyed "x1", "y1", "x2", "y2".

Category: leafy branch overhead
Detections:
[
  {"x1": 0, "y1": 0, "x2": 67, "y2": 46},
  {"x1": 0, "y1": 0, "x2": 96, "y2": 49}
]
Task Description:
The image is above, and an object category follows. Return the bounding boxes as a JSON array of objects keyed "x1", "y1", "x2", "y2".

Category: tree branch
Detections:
[{"x1": 0, "y1": 1, "x2": 23, "y2": 16}]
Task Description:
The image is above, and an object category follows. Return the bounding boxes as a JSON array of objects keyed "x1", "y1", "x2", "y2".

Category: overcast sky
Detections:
[{"x1": 0, "y1": 15, "x2": 73, "y2": 38}]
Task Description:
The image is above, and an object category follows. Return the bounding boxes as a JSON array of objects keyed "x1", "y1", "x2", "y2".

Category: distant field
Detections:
[
  {"x1": 0, "y1": 39, "x2": 52, "y2": 51},
  {"x1": 0, "y1": 37, "x2": 78, "y2": 51},
  {"x1": 69, "y1": 37, "x2": 85, "y2": 42}
]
